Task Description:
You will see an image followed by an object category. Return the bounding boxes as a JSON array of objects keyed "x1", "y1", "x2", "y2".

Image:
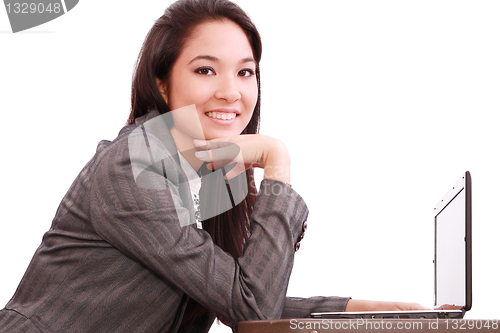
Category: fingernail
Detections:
[
  {"x1": 193, "y1": 139, "x2": 206, "y2": 147},
  {"x1": 195, "y1": 151, "x2": 209, "y2": 160}
]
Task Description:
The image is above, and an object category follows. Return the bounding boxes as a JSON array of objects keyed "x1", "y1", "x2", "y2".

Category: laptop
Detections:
[{"x1": 310, "y1": 171, "x2": 472, "y2": 319}]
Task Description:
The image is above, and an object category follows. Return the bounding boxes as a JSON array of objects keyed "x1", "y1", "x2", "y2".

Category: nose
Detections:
[{"x1": 214, "y1": 76, "x2": 241, "y2": 103}]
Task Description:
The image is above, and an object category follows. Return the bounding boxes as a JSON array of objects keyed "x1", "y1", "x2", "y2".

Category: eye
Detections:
[
  {"x1": 195, "y1": 67, "x2": 215, "y2": 75},
  {"x1": 238, "y1": 68, "x2": 255, "y2": 77}
]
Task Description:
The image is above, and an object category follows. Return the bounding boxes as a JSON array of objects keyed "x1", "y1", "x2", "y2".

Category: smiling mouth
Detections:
[{"x1": 205, "y1": 112, "x2": 237, "y2": 120}]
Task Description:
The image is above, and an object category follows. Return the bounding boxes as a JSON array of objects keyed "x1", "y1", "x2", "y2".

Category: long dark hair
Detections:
[{"x1": 127, "y1": 0, "x2": 262, "y2": 330}]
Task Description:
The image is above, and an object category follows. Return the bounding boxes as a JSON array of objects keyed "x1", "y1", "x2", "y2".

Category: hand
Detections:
[
  {"x1": 345, "y1": 299, "x2": 430, "y2": 312},
  {"x1": 435, "y1": 304, "x2": 462, "y2": 310},
  {"x1": 193, "y1": 134, "x2": 290, "y2": 182}
]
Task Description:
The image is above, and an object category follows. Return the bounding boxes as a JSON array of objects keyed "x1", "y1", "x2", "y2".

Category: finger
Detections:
[
  {"x1": 197, "y1": 142, "x2": 233, "y2": 151},
  {"x1": 193, "y1": 139, "x2": 232, "y2": 150},
  {"x1": 435, "y1": 304, "x2": 462, "y2": 310},
  {"x1": 222, "y1": 162, "x2": 247, "y2": 180},
  {"x1": 195, "y1": 143, "x2": 241, "y2": 170},
  {"x1": 193, "y1": 139, "x2": 208, "y2": 149},
  {"x1": 212, "y1": 144, "x2": 241, "y2": 168}
]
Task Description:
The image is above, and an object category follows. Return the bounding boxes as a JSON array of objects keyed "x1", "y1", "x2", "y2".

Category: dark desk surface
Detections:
[{"x1": 238, "y1": 319, "x2": 499, "y2": 333}]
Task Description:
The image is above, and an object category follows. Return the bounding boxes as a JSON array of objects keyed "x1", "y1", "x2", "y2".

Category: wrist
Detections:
[{"x1": 261, "y1": 138, "x2": 290, "y2": 183}]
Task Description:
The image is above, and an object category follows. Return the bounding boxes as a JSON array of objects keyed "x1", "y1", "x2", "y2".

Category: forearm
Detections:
[{"x1": 93, "y1": 151, "x2": 308, "y2": 324}]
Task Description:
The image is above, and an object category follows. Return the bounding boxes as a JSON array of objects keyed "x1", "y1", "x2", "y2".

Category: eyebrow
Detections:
[{"x1": 187, "y1": 55, "x2": 256, "y2": 65}]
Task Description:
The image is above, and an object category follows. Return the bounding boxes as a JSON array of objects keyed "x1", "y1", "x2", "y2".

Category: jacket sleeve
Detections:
[
  {"x1": 89, "y1": 136, "x2": 307, "y2": 327},
  {"x1": 281, "y1": 296, "x2": 351, "y2": 318}
]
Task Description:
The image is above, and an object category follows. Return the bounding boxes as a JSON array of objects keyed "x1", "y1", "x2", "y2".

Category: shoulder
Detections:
[
  {"x1": 93, "y1": 109, "x2": 173, "y2": 164},
  {"x1": 91, "y1": 116, "x2": 186, "y2": 194}
]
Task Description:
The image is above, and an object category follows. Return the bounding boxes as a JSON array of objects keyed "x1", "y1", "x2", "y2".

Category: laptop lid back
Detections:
[{"x1": 433, "y1": 171, "x2": 472, "y2": 311}]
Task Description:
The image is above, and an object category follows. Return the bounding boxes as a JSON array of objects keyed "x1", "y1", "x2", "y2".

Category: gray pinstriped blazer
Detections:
[{"x1": 0, "y1": 111, "x2": 349, "y2": 333}]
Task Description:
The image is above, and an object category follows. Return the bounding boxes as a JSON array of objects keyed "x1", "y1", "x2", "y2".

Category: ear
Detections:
[{"x1": 156, "y1": 77, "x2": 169, "y2": 104}]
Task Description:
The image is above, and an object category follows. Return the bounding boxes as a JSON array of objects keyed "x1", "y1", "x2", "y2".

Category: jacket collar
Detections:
[{"x1": 135, "y1": 109, "x2": 161, "y2": 126}]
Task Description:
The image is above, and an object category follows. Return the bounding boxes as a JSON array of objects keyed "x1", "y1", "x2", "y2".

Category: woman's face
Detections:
[{"x1": 160, "y1": 20, "x2": 258, "y2": 142}]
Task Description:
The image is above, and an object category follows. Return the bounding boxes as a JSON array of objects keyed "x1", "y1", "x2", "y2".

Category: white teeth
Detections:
[{"x1": 206, "y1": 112, "x2": 236, "y2": 120}]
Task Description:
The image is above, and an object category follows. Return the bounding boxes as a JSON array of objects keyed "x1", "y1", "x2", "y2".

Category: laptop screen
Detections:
[{"x1": 434, "y1": 172, "x2": 472, "y2": 310}]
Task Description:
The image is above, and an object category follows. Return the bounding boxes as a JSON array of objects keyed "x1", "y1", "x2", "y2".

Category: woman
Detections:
[{"x1": 0, "y1": 0, "x2": 425, "y2": 332}]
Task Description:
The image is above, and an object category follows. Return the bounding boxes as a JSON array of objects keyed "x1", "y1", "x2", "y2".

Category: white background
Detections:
[{"x1": 1, "y1": 1, "x2": 499, "y2": 331}]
